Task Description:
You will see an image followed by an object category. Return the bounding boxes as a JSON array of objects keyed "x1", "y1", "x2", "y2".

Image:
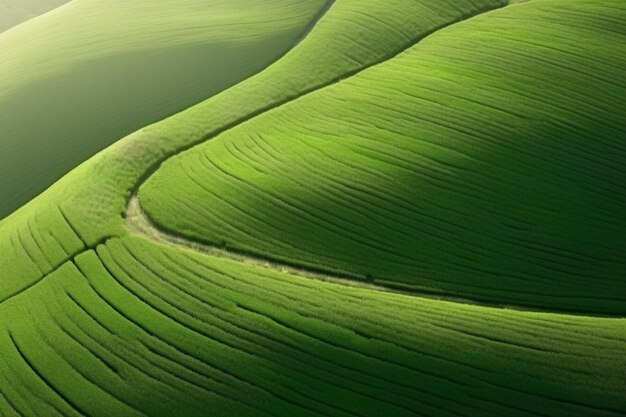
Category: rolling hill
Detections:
[
  {"x1": 1, "y1": 0, "x2": 625, "y2": 416},
  {"x1": 0, "y1": 0, "x2": 328, "y2": 219},
  {"x1": 139, "y1": 0, "x2": 626, "y2": 314}
]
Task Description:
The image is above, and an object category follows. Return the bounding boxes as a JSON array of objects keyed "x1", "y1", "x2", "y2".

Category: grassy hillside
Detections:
[
  {"x1": 0, "y1": 0, "x2": 505, "y2": 313},
  {"x1": 1, "y1": 235, "x2": 624, "y2": 417},
  {"x1": 0, "y1": 0, "x2": 329, "y2": 219},
  {"x1": 139, "y1": 0, "x2": 626, "y2": 314},
  {"x1": 0, "y1": 0, "x2": 624, "y2": 416},
  {"x1": 0, "y1": 0, "x2": 69, "y2": 33}
]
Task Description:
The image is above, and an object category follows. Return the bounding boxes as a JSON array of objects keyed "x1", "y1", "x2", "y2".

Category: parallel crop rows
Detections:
[
  {"x1": 1, "y1": 1, "x2": 625, "y2": 416},
  {"x1": 1, "y1": 236, "x2": 624, "y2": 416},
  {"x1": 141, "y1": 0, "x2": 626, "y2": 314}
]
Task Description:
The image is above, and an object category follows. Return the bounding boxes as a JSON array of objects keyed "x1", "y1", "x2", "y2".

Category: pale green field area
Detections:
[
  {"x1": 0, "y1": 0, "x2": 69, "y2": 33},
  {"x1": 0, "y1": 0, "x2": 328, "y2": 219},
  {"x1": 0, "y1": 0, "x2": 624, "y2": 416}
]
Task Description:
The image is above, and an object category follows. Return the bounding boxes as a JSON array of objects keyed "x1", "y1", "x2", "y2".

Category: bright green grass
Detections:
[
  {"x1": 1, "y1": 235, "x2": 624, "y2": 417},
  {"x1": 140, "y1": 0, "x2": 626, "y2": 315},
  {"x1": 1, "y1": 0, "x2": 624, "y2": 416},
  {"x1": 0, "y1": 0, "x2": 69, "y2": 33},
  {"x1": 0, "y1": 0, "x2": 329, "y2": 219},
  {"x1": 0, "y1": 0, "x2": 504, "y2": 307}
]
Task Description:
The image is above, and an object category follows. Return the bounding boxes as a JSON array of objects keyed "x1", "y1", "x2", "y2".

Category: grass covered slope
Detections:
[
  {"x1": 140, "y1": 0, "x2": 626, "y2": 314},
  {"x1": 0, "y1": 0, "x2": 625, "y2": 416},
  {"x1": 0, "y1": 0, "x2": 504, "y2": 310},
  {"x1": 0, "y1": 0, "x2": 69, "y2": 33},
  {"x1": 0, "y1": 0, "x2": 329, "y2": 219},
  {"x1": 1, "y1": 235, "x2": 624, "y2": 417}
]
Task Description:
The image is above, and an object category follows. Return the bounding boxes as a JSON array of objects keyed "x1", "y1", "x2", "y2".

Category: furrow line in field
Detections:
[
  {"x1": 16, "y1": 229, "x2": 45, "y2": 274},
  {"x1": 8, "y1": 332, "x2": 90, "y2": 417},
  {"x1": 244, "y1": 134, "x2": 606, "y2": 281},
  {"x1": 57, "y1": 207, "x2": 88, "y2": 248},
  {"x1": 97, "y1": 247, "x2": 345, "y2": 417},
  {"x1": 431, "y1": 44, "x2": 626, "y2": 137},
  {"x1": 0, "y1": 239, "x2": 112, "y2": 305},
  {"x1": 356, "y1": 91, "x2": 616, "y2": 192},
  {"x1": 52, "y1": 317, "x2": 121, "y2": 378},
  {"x1": 242, "y1": 144, "x2": 428, "y2": 247},
  {"x1": 336, "y1": 98, "x2": 624, "y2": 228},
  {"x1": 27, "y1": 220, "x2": 56, "y2": 269},
  {"x1": 233, "y1": 302, "x2": 547, "y2": 417},
  {"x1": 219, "y1": 140, "x2": 396, "y2": 237},
  {"x1": 237, "y1": 303, "x2": 478, "y2": 415},
  {"x1": 46, "y1": 230, "x2": 70, "y2": 257},
  {"x1": 0, "y1": 356, "x2": 59, "y2": 417},
  {"x1": 0, "y1": 0, "x2": 340, "y2": 310},
  {"x1": 30, "y1": 316, "x2": 146, "y2": 417},
  {"x1": 63, "y1": 287, "x2": 250, "y2": 412},
  {"x1": 184, "y1": 161, "x2": 314, "y2": 250},
  {"x1": 122, "y1": 241, "x2": 544, "y2": 417},
  {"x1": 0, "y1": 380, "x2": 24, "y2": 417},
  {"x1": 239, "y1": 290, "x2": 619, "y2": 415},
  {"x1": 229, "y1": 279, "x2": 611, "y2": 399},
  {"x1": 152, "y1": 247, "x2": 489, "y2": 414},
  {"x1": 176, "y1": 252, "x2": 520, "y2": 383},
  {"x1": 69, "y1": 303, "x2": 279, "y2": 417},
  {"x1": 73, "y1": 257, "x2": 286, "y2": 417},
  {"x1": 195, "y1": 154, "x2": 423, "y2": 267},
  {"x1": 125, "y1": 0, "x2": 508, "y2": 203},
  {"x1": 188, "y1": 146, "x2": 616, "y2": 291}
]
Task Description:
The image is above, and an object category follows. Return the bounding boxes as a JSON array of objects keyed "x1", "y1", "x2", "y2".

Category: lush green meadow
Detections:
[{"x1": 1, "y1": 0, "x2": 625, "y2": 416}]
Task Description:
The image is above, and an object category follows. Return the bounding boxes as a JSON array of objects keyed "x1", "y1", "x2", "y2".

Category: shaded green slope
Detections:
[
  {"x1": 0, "y1": 0, "x2": 329, "y2": 219},
  {"x1": 1, "y1": 1, "x2": 624, "y2": 416},
  {"x1": 1, "y1": 235, "x2": 624, "y2": 417},
  {"x1": 140, "y1": 0, "x2": 626, "y2": 314},
  {"x1": 0, "y1": 0, "x2": 504, "y2": 309},
  {"x1": 0, "y1": 0, "x2": 69, "y2": 33}
]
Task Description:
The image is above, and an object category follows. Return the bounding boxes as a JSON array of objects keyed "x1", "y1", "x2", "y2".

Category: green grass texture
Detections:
[
  {"x1": 0, "y1": 0, "x2": 329, "y2": 219},
  {"x1": 1, "y1": 0, "x2": 624, "y2": 416},
  {"x1": 140, "y1": 0, "x2": 626, "y2": 315}
]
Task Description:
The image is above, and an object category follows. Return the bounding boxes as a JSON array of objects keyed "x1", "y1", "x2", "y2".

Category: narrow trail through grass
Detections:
[
  {"x1": 123, "y1": 2, "x2": 510, "y2": 309},
  {"x1": 124, "y1": 197, "x2": 625, "y2": 318},
  {"x1": 0, "y1": 1, "x2": 518, "y2": 311}
]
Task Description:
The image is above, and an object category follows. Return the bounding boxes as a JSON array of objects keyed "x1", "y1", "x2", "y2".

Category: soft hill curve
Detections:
[
  {"x1": 0, "y1": 1, "x2": 624, "y2": 416},
  {"x1": 0, "y1": 0, "x2": 329, "y2": 218},
  {"x1": 140, "y1": 0, "x2": 626, "y2": 315}
]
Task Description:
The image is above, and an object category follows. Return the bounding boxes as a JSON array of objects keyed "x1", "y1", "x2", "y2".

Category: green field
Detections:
[
  {"x1": 1, "y1": 0, "x2": 625, "y2": 416},
  {"x1": 139, "y1": 0, "x2": 626, "y2": 314},
  {"x1": 0, "y1": 0, "x2": 69, "y2": 33},
  {"x1": 0, "y1": 0, "x2": 328, "y2": 219}
]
